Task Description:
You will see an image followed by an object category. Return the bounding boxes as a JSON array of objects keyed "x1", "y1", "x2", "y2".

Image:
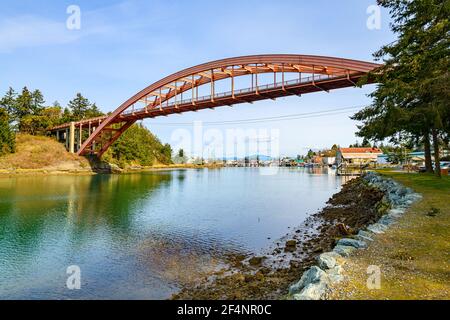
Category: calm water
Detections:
[{"x1": 0, "y1": 168, "x2": 342, "y2": 299}]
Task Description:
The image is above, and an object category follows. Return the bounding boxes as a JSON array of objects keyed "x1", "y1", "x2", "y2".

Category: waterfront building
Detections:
[{"x1": 336, "y1": 147, "x2": 383, "y2": 166}]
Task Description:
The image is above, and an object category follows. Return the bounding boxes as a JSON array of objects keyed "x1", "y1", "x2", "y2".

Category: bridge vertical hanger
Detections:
[
  {"x1": 191, "y1": 75, "x2": 195, "y2": 106},
  {"x1": 272, "y1": 66, "x2": 277, "y2": 101},
  {"x1": 166, "y1": 89, "x2": 170, "y2": 108},
  {"x1": 180, "y1": 84, "x2": 183, "y2": 104},
  {"x1": 282, "y1": 63, "x2": 285, "y2": 91},
  {"x1": 175, "y1": 82, "x2": 178, "y2": 108},
  {"x1": 274, "y1": 68, "x2": 276, "y2": 86},
  {"x1": 312, "y1": 65, "x2": 315, "y2": 85},
  {"x1": 255, "y1": 64, "x2": 259, "y2": 95},
  {"x1": 159, "y1": 88, "x2": 162, "y2": 111},
  {"x1": 211, "y1": 69, "x2": 215, "y2": 102},
  {"x1": 231, "y1": 65, "x2": 235, "y2": 99}
]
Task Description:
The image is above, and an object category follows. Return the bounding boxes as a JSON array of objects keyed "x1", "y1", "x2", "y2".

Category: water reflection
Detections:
[{"x1": 0, "y1": 168, "x2": 342, "y2": 299}]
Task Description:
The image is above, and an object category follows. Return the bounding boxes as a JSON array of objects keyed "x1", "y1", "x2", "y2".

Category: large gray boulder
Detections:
[
  {"x1": 378, "y1": 214, "x2": 396, "y2": 226},
  {"x1": 326, "y1": 265, "x2": 344, "y2": 284},
  {"x1": 333, "y1": 245, "x2": 357, "y2": 257},
  {"x1": 336, "y1": 238, "x2": 367, "y2": 249},
  {"x1": 367, "y1": 223, "x2": 388, "y2": 234},
  {"x1": 388, "y1": 208, "x2": 405, "y2": 217},
  {"x1": 356, "y1": 230, "x2": 374, "y2": 242},
  {"x1": 292, "y1": 281, "x2": 328, "y2": 300},
  {"x1": 289, "y1": 266, "x2": 328, "y2": 295},
  {"x1": 317, "y1": 252, "x2": 337, "y2": 270}
]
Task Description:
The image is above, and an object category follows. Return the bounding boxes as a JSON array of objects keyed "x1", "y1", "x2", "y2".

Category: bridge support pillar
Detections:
[
  {"x1": 92, "y1": 127, "x2": 96, "y2": 152},
  {"x1": 65, "y1": 129, "x2": 69, "y2": 150},
  {"x1": 69, "y1": 122, "x2": 75, "y2": 154}
]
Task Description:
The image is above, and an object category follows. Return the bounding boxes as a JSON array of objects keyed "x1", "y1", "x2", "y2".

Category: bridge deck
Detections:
[{"x1": 50, "y1": 73, "x2": 367, "y2": 131}]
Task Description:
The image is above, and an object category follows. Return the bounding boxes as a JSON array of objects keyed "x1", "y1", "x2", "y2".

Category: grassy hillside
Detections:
[
  {"x1": 0, "y1": 134, "x2": 90, "y2": 171},
  {"x1": 329, "y1": 171, "x2": 450, "y2": 299}
]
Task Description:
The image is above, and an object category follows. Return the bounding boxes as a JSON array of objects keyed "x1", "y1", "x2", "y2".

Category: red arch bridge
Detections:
[{"x1": 49, "y1": 54, "x2": 380, "y2": 158}]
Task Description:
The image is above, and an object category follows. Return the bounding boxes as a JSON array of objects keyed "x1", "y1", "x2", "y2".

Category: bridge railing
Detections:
[{"x1": 121, "y1": 73, "x2": 336, "y2": 116}]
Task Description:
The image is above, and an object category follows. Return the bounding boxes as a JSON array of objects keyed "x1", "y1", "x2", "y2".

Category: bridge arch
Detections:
[{"x1": 51, "y1": 54, "x2": 380, "y2": 157}]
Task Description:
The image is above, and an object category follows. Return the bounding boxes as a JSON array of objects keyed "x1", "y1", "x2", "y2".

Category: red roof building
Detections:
[{"x1": 336, "y1": 147, "x2": 383, "y2": 165}]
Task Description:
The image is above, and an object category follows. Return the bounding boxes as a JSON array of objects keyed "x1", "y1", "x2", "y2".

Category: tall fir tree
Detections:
[
  {"x1": 353, "y1": 0, "x2": 449, "y2": 177},
  {"x1": 31, "y1": 89, "x2": 45, "y2": 114},
  {"x1": 68, "y1": 93, "x2": 91, "y2": 120},
  {"x1": 0, "y1": 108, "x2": 15, "y2": 155},
  {"x1": 0, "y1": 87, "x2": 17, "y2": 121}
]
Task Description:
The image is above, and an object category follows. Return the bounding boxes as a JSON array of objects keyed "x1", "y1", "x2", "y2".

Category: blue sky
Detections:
[{"x1": 0, "y1": 0, "x2": 395, "y2": 157}]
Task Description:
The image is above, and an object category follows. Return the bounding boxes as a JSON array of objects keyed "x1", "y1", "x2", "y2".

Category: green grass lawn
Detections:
[{"x1": 329, "y1": 171, "x2": 450, "y2": 300}]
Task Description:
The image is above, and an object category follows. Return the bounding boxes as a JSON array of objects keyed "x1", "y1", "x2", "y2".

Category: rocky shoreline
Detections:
[
  {"x1": 172, "y1": 172, "x2": 422, "y2": 300},
  {"x1": 288, "y1": 172, "x2": 422, "y2": 300}
]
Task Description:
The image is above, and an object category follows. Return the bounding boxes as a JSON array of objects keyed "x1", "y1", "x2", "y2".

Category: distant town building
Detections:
[
  {"x1": 322, "y1": 157, "x2": 336, "y2": 166},
  {"x1": 409, "y1": 151, "x2": 426, "y2": 166},
  {"x1": 280, "y1": 157, "x2": 296, "y2": 167},
  {"x1": 312, "y1": 155, "x2": 323, "y2": 164},
  {"x1": 336, "y1": 147, "x2": 383, "y2": 166}
]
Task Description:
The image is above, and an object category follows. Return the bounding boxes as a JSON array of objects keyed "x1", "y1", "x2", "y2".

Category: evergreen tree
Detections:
[
  {"x1": 306, "y1": 149, "x2": 315, "y2": 159},
  {"x1": 86, "y1": 103, "x2": 104, "y2": 118},
  {"x1": 105, "y1": 124, "x2": 172, "y2": 167},
  {"x1": 0, "y1": 108, "x2": 15, "y2": 155},
  {"x1": 353, "y1": 0, "x2": 449, "y2": 177},
  {"x1": 31, "y1": 89, "x2": 45, "y2": 114},
  {"x1": 0, "y1": 87, "x2": 17, "y2": 121},
  {"x1": 68, "y1": 93, "x2": 91, "y2": 120},
  {"x1": 15, "y1": 87, "x2": 33, "y2": 120}
]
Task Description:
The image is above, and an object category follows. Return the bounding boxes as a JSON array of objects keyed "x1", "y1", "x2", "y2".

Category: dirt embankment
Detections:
[
  {"x1": 0, "y1": 134, "x2": 224, "y2": 176},
  {"x1": 173, "y1": 177, "x2": 387, "y2": 300},
  {"x1": 0, "y1": 134, "x2": 92, "y2": 175}
]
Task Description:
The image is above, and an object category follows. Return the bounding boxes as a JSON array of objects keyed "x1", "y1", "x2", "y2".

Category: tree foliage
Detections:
[
  {"x1": 0, "y1": 88, "x2": 172, "y2": 166},
  {"x1": 0, "y1": 88, "x2": 105, "y2": 135},
  {"x1": 0, "y1": 108, "x2": 15, "y2": 155},
  {"x1": 173, "y1": 148, "x2": 188, "y2": 164},
  {"x1": 67, "y1": 93, "x2": 104, "y2": 121},
  {"x1": 104, "y1": 124, "x2": 172, "y2": 167},
  {"x1": 353, "y1": 0, "x2": 449, "y2": 177}
]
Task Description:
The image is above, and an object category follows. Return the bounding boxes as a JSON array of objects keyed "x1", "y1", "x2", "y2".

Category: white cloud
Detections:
[
  {"x1": 0, "y1": 10, "x2": 116, "y2": 53},
  {"x1": 0, "y1": 15, "x2": 81, "y2": 52}
]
